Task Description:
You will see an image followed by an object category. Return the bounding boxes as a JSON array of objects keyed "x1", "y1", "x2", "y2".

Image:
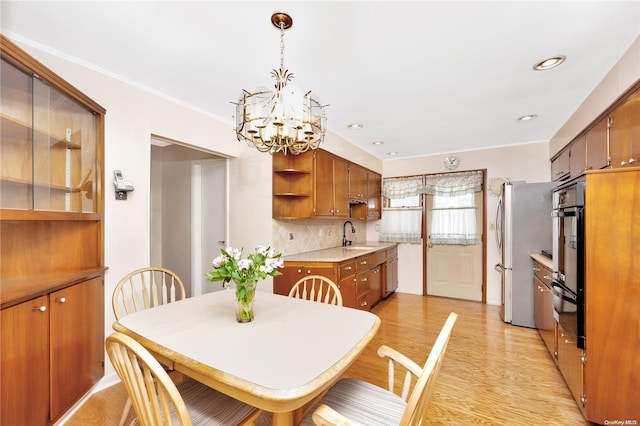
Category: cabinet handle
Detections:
[
  {"x1": 543, "y1": 275, "x2": 552, "y2": 281},
  {"x1": 360, "y1": 260, "x2": 367, "y2": 265},
  {"x1": 344, "y1": 266, "x2": 352, "y2": 271},
  {"x1": 537, "y1": 285, "x2": 544, "y2": 292},
  {"x1": 56, "y1": 297, "x2": 67, "y2": 303},
  {"x1": 297, "y1": 269, "x2": 303, "y2": 273},
  {"x1": 533, "y1": 267, "x2": 541, "y2": 272},
  {"x1": 360, "y1": 277, "x2": 368, "y2": 282},
  {"x1": 307, "y1": 270, "x2": 312, "y2": 274},
  {"x1": 629, "y1": 158, "x2": 637, "y2": 164},
  {"x1": 621, "y1": 160, "x2": 627, "y2": 166},
  {"x1": 361, "y1": 301, "x2": 368, "y2": 306},
  {"x1": 33, "y1": 305, "x2": 47, "y2": 312}
]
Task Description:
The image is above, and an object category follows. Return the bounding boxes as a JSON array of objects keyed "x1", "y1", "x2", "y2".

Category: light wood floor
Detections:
[{"x1": 65, "y1": 293, "x2": 591, "y2": 425}]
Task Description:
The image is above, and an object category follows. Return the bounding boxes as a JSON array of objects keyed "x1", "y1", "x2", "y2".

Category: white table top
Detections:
[{"x1": 113, "y1": 289, "x2": 380, "y2": 418}]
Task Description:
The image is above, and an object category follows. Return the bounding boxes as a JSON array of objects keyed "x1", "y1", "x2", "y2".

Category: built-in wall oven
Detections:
[{"x1": 552, "y1": 180, "x2": 585, "y2": 350}]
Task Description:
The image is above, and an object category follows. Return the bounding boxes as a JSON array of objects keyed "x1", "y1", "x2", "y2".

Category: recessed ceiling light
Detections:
[
  {"x1": 372, "y1": 141, "x2": 384, "y2": 145},
  {"x1": 387, "y1": 151, "x2": 398, "y2": 156},
  {"x1": 347, "y1": 123, "x2": 363, "y2": 130},
  {"x1": 533, "y1": 56, "x2": 566, "y2": 71},
  {"x1": 518, "y1": 114, "x2": 538, "y2": 121}
]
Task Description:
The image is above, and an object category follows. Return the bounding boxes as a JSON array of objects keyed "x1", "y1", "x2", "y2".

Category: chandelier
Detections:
[{"x1": 234, "y1": 12, "x2": 327, "y2": 156}]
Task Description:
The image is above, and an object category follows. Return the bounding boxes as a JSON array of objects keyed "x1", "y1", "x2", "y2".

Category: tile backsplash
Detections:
[{"x1": 273, "y1": 219, "x2": 368, "y2": 256}]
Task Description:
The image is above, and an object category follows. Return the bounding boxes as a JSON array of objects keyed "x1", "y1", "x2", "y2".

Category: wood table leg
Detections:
[{"x1": 271, "y1": 411, "x2": 294, "y2": 426}]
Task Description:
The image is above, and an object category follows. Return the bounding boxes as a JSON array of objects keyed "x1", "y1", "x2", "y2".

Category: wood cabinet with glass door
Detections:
[{"x1": 0, "y1": 35, "x2": 105, "y2": 425}]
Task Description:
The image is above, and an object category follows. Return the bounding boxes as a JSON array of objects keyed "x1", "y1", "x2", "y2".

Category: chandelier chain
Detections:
[{"x1": 279, "y1": 23, "x2": 285, "y2": 70}]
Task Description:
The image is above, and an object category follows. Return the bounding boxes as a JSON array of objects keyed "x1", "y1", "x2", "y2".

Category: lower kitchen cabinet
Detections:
[
  {"x1": 557, "y1": 322, "x2": 585, "y2": 411},
  {"x1": 273, "y1": 263, "x2": 338, "y2": 296},
  {"x1": 1, "y1": 295, "x2": 49, "y2": 425},
  {"x1": 383, "y1": 246, "x2": 398, "y2": 297},
  {"x1": 532, "y1": 258, "x2": 556, "y2": 358},
  {"x1": 0, "y1": 277, "x2": 104, "y2": 425},
  {"x1": 274, "y1": 245, "x2": 397, "y2": 310}
]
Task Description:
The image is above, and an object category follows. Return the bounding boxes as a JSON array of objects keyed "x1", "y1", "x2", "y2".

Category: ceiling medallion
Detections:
[{"x1": 233, "y1": 12, "x2": 327, "y2": 156}]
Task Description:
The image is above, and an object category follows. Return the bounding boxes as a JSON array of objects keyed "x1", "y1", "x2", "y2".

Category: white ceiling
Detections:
[{"x1": 2, "y1": 1, "x2": 639, "y2": 160}]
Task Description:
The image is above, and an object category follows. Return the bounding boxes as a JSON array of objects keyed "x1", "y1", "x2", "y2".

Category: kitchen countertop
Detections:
[
  {"x1": 530, "y1": 253, "x2": 553, "y2": 270},
  {"x1": 282, "y1": 241, "x2": 397, "y2": 263}
]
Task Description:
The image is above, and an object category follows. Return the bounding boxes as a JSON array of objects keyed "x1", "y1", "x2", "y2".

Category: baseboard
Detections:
[{"x1": 54, "y1": 374, "x2": 121, "y2": 425}]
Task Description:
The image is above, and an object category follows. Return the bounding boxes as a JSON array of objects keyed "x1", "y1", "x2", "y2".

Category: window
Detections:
[
  {"x1": 380, "y1": 176, "x2": 424, "y2": 243},
  {"x1": 426, "y1": 171, "x2": 482, "y2": 246}
]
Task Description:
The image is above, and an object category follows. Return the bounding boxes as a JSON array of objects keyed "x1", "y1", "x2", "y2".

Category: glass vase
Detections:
[{"x1": 235, "y1": 281, "x2": 257, "y2": 323}]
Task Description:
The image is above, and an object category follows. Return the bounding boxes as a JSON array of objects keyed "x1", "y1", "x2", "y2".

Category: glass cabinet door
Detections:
[
  {"x1": 1, "y1": 57, "x2": 33, "y2": 209},
  {"x1": 1, "y1": 57, "x2": 98, "y2": 213}
]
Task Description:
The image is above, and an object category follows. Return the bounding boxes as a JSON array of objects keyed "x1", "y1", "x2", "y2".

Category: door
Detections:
[
  {"x1": 197, "y1": 159, "x2": 227, "y2": 294},
  {"x1": 426, "y1": 179, "x2": 483, "y2": 301}
]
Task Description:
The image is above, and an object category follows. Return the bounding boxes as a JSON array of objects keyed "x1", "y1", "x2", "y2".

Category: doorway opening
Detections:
[{"x1": 150, "y1": 135, "x2": 228, "y2": 297}]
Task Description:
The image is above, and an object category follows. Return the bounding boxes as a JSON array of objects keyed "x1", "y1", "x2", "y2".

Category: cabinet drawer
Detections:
[
  {"x1": 370, "y1": 250, "x2": 386, "y2": 266},
  {"x1": 356, "y1": 293, "x2": 370, "y2": 311},
  {"x1": 339, "y1": 260, "x2": 356, "y2": 278},
  {"x1": 356, "y1": 271, "x2": 370, "y2": 296},
  {"x1": 355, "y1": 255, "x2": 371, "y2": 273},
  {"x1": 533, "y1": 262, "x2": 553, "y2": 288}
]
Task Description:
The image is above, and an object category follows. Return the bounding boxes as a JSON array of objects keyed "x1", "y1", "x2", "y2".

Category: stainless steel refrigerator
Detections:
[{"x1": 495, "y1": 181, "x2": 554, "y2": 328}]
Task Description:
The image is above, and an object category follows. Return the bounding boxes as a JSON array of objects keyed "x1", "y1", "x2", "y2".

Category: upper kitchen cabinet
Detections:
[
  {"x1": 570, "y1": 117, "x2": 609, "y2": 180},
  {"x1": 314, "y1": 149, "x2": 349, "y2": 218},
  {"x1": 569, "y1": 136, "x2": 586, "y2": 179},
  {"x1": 367, "y1": 170, "x2": 382, "y2": 220},
  {"x1": 272, "y1": 148, "x2": 382, "y2": 220},
  {"x1": 609, "y1": 87, "x2": 640, "y2": 169},
  {"x1": 272, "y1": 150, "x2": 314, "y2": 219},
  {"x1": 551, "y1": 147, "x2": 570, "y2": 181},
  {"x1": 348, "y1": 163, "x2": 368, "y2": 203},
  {"x1": 584, "y1": 116, "x2": 609, "y2": 171}
]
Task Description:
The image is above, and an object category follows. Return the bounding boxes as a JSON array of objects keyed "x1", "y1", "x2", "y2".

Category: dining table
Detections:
[{"x1": 112, "y1": 289, "x2": 381, "y2": 425}]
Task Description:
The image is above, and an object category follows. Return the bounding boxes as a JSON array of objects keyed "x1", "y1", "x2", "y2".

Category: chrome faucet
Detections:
[{"x1": 342, "y1": 220, "x2": 355, "y2": 247}]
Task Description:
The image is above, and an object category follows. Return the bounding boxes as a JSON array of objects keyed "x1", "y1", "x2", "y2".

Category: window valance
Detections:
[
  {"x1": 382, "y1": 176, "x2": 425, "y2": 199},
  {"x1": 425, "y1": 171, "x2": 482, "y2": 196}
]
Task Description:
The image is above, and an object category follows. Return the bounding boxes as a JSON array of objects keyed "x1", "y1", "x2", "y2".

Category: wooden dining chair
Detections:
[
  {"x1": 302, "y1": 312, "x2": 458, "y2": 426},
  {"x1": 112, "y1": 267, "x2": 187, "y2": 321},
  {"x1": 112, "y1": 267, "x2": 187, "y2": 425},
  {"x1": 288, "y1": 275, "x2": 343, "y2": 306},
  {"x1": 106, "y1": 332, "x2": 260, "y2": 426}
]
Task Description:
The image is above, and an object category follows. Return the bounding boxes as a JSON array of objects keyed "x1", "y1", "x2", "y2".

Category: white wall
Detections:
[
  {"x1": 550, "y1": 36, "x2": 640, "y2": 156},
  {"x1": 12, "y1": 40, "x2": 241, "y2": 386},
  {"x1": 383, "y1": 141, "x2": 551, "y2": 304}
]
